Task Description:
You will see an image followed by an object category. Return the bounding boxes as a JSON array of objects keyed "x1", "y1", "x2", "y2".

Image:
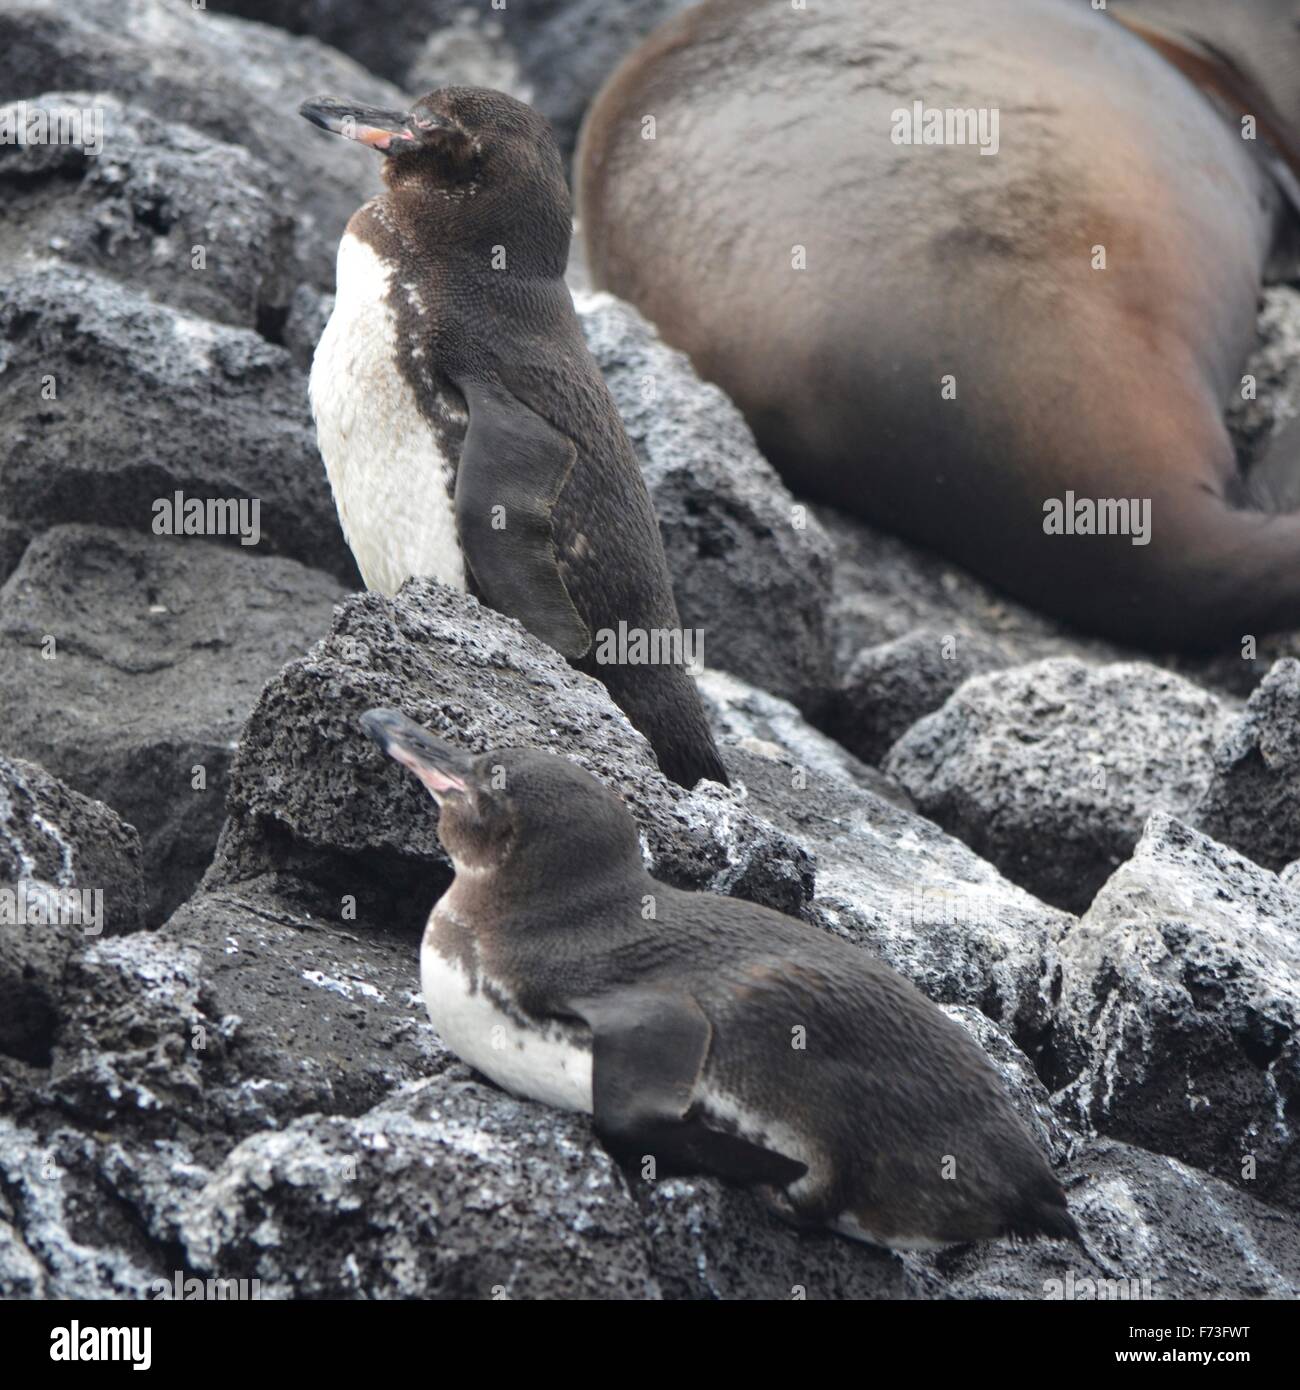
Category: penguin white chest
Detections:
[
  {"x1": 309, "y1": 232, "x2": 466, "y2": 596},
  {"x1": 420, "y1": 922, "x2": 593, "y2": 1114}
]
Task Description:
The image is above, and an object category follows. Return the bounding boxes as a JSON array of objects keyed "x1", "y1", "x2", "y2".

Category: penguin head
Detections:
[
  {"x1": 360, "y1": 709, "x2": 642, "y2": 879},
  {"x1": 299, "y1": 87, "x2": 571, "y2": 271}
]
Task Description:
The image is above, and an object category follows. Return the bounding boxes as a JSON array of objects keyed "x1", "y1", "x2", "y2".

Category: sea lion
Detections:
[{"x1": 577, "y1": 0, "x2": 1300, "y2": 646}]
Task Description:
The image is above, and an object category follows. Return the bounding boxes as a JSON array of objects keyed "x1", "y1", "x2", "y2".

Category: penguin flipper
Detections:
[
  {"x1": 454, "y1": 378, "x2": 592, "y2": 658},
  {"x1": 571, "y1": 989, "x2": 808, "y2": 1188}
]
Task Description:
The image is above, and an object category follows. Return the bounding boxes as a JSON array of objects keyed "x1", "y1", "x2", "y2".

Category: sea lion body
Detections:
[{"x1": 578, "y1": 0, "x2": 1300, "y2": 645}]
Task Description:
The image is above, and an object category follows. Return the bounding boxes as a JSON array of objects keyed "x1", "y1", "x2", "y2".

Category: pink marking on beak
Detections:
[
  {"x1": 355, "y1": 126, "x2": 415, "y2": 150},
  {"x1": 388, "y1": 744, "x2": 467, "y2": 796}
]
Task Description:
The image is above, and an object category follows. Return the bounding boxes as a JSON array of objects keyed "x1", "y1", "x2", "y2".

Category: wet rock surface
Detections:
[{"x1": 0, "y1": 0, "x2": 1298, "y2": 1304}]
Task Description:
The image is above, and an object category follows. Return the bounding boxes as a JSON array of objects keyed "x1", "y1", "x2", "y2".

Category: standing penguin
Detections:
[
  {"x1": 299, "y1": 89, "x2": 727, "y2": 789},
  {"x1": 360, "y1": 706, "x2": 1079, "y2": 1250}
]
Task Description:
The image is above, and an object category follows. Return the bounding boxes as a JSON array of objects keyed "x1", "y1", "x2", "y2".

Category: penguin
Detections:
[
  {"x1": 298, "y1": 89, "x2": 728, "y2": 790},
  {"x1": 360, "y1": 707, "x2": 1080, "y2": 1250}
]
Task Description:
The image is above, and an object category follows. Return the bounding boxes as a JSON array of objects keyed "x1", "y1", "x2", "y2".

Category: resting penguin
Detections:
[
  {"x1": 298, "y1": 88, "x2": 727, "y2": 789},
  {"x1": 577, "y1": 0, "x2": 1300, "y2": 648},
  {"x1": 360, "y1": 706, "x2": 1079, "y2": 1250}
]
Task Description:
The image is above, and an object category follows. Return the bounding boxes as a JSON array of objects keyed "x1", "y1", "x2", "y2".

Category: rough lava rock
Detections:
[
  {"x1": 0, "y1": 754, "x2": 143, "y2": 1074},
  {"x1": 1050, "y1": 815, "x2": 1300, "y2": 1209},
  {"x1": 0, "y1": 261, "x2": 357, "y2": 584},
  {"x1": 885, "y1": 659, "x2": 1228, "y2": 914},
  {"x1": 207, "y1": 579, "x2": 815, "y2": 930},
  {"x1": 0, "y1": 93, "x2": 301, "y2": 332},
  {"x1": 177, "y1": 1076, "x2": 658, "y2": 1300},
  {"x1": 913, "y1": 1138, "x2": 1300, "y2": 1300},
  {"x1": 0, "y1": 0, "x2": 400, "y2": 283},
  {"x1": 0, "y1": 752, "x2": 144, "y2": 935},
  {"x1": 700, "y1": 670, "x2": 1073, "y2": 1043},
  {"x1": 2, "y1": 0, "x2": 1299, "y2": 1306},
  {"x1": 159, "y1": 884, "x2": 452, "y2": 1147},
  {"x1": 209, "y1": 0, "x2": 690, "y2": 162},
  {"x1": 829, "y1": 627, "x2": 1010, "y2": 767},
  {"x1": 579, "y1": 292, "x2": 835, "y2": 713},
  {"x1": 0, "y1": 526, "x2": 344, "y2": 922},
  {"x1": 1195, "y1": 657, "x2": 1300, "y2": 871}
]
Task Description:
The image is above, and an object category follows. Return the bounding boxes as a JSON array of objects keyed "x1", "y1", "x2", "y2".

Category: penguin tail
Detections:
[
  {"x1": 1004, "y1": 1191, "x2": 1083, "y2": 1247},
  {"x1": 597, "y1": 660, "x2": 730, "y2": 789}
]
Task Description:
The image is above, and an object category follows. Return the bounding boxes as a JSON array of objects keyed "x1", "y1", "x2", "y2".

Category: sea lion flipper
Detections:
[
  {"x1": 572, "y1": 989, "x2": 808, "y2": 1186},
  {"x1": 454, "y1": 379, "x2": 591, "y2": 658}
]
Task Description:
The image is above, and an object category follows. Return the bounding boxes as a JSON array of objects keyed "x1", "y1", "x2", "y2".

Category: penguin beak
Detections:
[
  {"x1": 298, "y1": 96, "x2": 416, "y2": 152},
  {"x1": 359, "y1": 709, "x2": 474, "y2": 799}
]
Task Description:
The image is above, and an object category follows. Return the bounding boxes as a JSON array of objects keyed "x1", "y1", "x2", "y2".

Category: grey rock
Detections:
[
  {"x1": 1195, "y1": 658, "x2": 1300, "y2": 871},
  {"x1": 0, "y1": 93, "x2": 299, "y2": 331},
  {"x1": 0, "y1": 519, "x2": 31, "y2": 586},
  {"x1": 0, "y1": 261, "x2": 357, "y2": 584},
  {"x1": 830, "y1": 628, "x2": 1010, "y2": 766},
  {"x1": 0, "y1": 752, "x2": 143, "y2": 934},
  {"x1": 209, "y1": 0, "x2": 689, "y2": 161},
  {"x1": 699, "y1": 668, "x2": 909, "y2": 806},
  {"x1": 885, "y1": 659, "x2": 1228, "y2": 914},
  {"x1": 1227, "y1": 284, "x2": 1300, "y2": 469},
  {"x1": 282, "y1": 284, "x2": 334, "y2": 373},
  {"x1": 1050, "y1": 815, "x2": 1300, "y2": 1209},
  {"x1": 160, "y1": 884, "x2": 451, "y2": 1146},
  {"x1": 0, "y1": 0, "x2": 399, "y2": 284},
  {"x1": 207, "y1": 579, "x2": 814, "y2": 928},
  {"x1": 636, "y1": 1176, "x2": 917, "y2": 1300},
  {"x1": 819, "y1": 506, "x2": 1130, "y2": 682},
  {"x1": 177, "y1": 1076, "x2": 658, "y2": 1300},
  {"x1": 943, "y1": 1005, "x2": 1071, "y2": 1166},
  {"x1": 0, "y1": 1120, "x2": 164, "y2": 1298},
  {"x1": 407, "y1": 10, "x2": 534, "y2": 108},
  {"x1": 0, "y1": 753, "x2": 144, "y2": 1070},
  {"x1": 700, "y1": 670, "x2": 1072, "y2": 1041},
  {"x1": 910, "y1": 1139, "x2": 1300, "y2": 1300},
  {"x1": 46, "y1": 935, "x2": 208, "y2": 1134},
  {"x1": 0, "y1": 526, "x2": 344, "y2": 922},
  {"x1": 579, "y1": 292, "x2": 835, "y2": 713}
]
